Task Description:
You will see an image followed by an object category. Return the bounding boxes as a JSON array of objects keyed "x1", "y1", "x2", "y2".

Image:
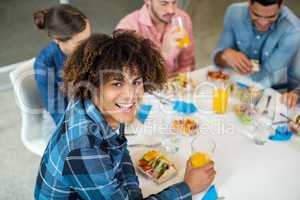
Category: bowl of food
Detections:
[
  {"x1": 164, "y1": 73, "x2": 196, "y2": 95},
  {"x1": 230, "y1": 82, "x2": 262, "y2": 105},
  {"x1": 171, "y1": 117, "x2": 199, "y2": 136},
  {"x1": 234, "y1": 104, "x2": 255, "y2": 125},
  {"x1": 207, "y1": 70, "x2": 230, "y2": 82},
  {"x1": 136, "y1": 150, "x2": 178, "y2": 184}
]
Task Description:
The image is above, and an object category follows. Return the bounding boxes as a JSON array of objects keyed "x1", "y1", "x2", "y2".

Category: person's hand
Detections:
[
  {"x1": 281, "y1": 91, "x2": 298, "y2": 109},
  {"x1": 184, "y1": 159, "x2": 216, "y2": 195},
  {"x1": 161, "y1": 26, "x2": 186, "y2": 58},
  {"x1": 221, "y1": 49, "x2": 253, "y2": 75}
]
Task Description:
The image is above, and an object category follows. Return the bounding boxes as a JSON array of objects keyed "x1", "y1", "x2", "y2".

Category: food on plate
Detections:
[
  {"x1": 234, "y1": 104, "x2": 254, "y2": 125},
  {"x1": 175, "y1": 73, "x2": 196, "y2": 89},
  {"x1": 137, "y1": 150, "x2": 177, "y2": 183},
  {"x1": 164, "y1": 73, "x2": 196, "y2": 94},
  {"x1": 230, "y1": 82, "x2": 262, "y2": 104},
  {"x1": 172, "y1": 117, "x2": 199, "y2": 135},
  {"x1": 207, "y1": 70, "x2": 230, "y2": 82},
  {"x1": 251, "y1": 59, "x2": 260, "y2": 72},
  {"x1": 190, "y1": 152, "x2": 211, "y2": 168},
  {"x1": 288, "y1": 114, "x2": 300, "y2": 136}
]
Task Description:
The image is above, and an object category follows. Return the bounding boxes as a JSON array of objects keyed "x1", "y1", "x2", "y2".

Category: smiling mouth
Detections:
[{"x1": 115, "y1": 102, "x2": 136, "y2": 113}]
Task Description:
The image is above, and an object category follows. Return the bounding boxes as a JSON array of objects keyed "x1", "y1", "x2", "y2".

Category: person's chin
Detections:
[
  {"x1": 255, "y1": 25, "x2": 270, "y2": 32},
  {"x1": 116, "y1": 113, "x2": 135, "y2": 124},
  {"x1": 160, "y1": 16, "x2": 172, "y2": 24}
]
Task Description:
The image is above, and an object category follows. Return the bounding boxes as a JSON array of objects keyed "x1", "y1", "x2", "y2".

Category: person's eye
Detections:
[
  {"x1": 133, "y1": 79, "x2": 143, "y2": 86},
  {"x1": 112, "y1": 82, "x2": 123, "y2": 87}
]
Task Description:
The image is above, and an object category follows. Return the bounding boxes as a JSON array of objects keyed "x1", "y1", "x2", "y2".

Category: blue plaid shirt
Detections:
[
  {"x1": 34, "y1": 100, "x2": 192, "y2": 200},
  {"x1": 213, "y1": 2, "x2": 300, "y2": 87},
  {"x1": 34, "y1": 42, "x2": 68, "y2": 125}
]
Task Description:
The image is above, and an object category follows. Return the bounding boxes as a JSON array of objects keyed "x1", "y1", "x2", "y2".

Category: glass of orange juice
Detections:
[
  {"x1": 213, "y1": 83, "x2": 229, "y2": 114},
  {"x1": 171, "y1": 16, "x2": 190, "y2": 48},
  {"x1": 190, "y1": 136, "x2": 216, "y2": 168}
]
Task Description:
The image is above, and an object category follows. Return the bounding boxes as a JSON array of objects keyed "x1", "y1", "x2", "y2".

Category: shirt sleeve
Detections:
[
  {"x1": 258, "y1": 30, "x2": 300, "y2": 87},
  {"x1": 115, "y1": 15, "x2": 139, "y2": 32},
  {"x1": 211, "y1": 6, "x2": 235, "y2": 65},
  {"x1": 120, "y1": 148, "x2": 143, "y2": 199},
  {"x1": 34, "y1": 56, "x2": 67, "y2": 125},
  {"x1": 62, "y1": 147, "x2": 192, "y2": 200}
]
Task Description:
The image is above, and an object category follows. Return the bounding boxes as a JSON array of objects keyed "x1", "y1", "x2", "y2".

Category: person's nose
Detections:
[
  {"x1": 166, "y1": 3, "x2": 176, "y2": 15},
  {"x1": 257, "y1": 18, "x2": 269, "y2": 27},
  {"x1": 121, "y1": 84, "x2": 136, "y2": 102}
]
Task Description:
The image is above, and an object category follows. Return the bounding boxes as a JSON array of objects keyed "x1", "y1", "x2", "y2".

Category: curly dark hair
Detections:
[{"x1": 63, "y1": 30, "x2": 167, "y2": 100}]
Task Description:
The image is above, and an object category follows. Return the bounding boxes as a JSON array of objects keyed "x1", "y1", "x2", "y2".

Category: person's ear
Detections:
[
  {"x1": 53, "y1": 39, "x2": 66, "y2": 53},
  {"x1": 53, "y1": 38, "x2": 62, "y2": 45}
]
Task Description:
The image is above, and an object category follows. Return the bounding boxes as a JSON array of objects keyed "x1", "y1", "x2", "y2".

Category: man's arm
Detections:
[
  {"x1": 34, "y1": 57, "x2": 67, "y2": 125},
  {"x1": 212, "y1": 6, "x2": 253, "y2": 74},
  {"x1": 120, "y1": 148, "x2": 143, "y2": 199},
  {"x1": 212, "y1": 6, "x2": 235, "y2": 67},
  {"x1": 259, "y1": 30, "x2": 300, "y2": 87},
  {"x1": 62, "y1": 147, "x2": 192, "y2": 200}
]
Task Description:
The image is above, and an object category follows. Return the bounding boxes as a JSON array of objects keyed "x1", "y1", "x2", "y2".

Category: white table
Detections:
[{"x1": 127, "y1": 67, "x2": 300, "y2": 200}]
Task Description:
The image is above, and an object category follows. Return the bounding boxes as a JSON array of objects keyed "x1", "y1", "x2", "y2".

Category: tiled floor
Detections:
[{"x1": 0, "y1": 0, "x2": 299, "y2": 199}]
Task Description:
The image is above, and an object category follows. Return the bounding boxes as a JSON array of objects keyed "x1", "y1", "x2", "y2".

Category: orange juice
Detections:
[
  {"x1": 176, "y1": 27, "x2": 190, "y2": 48},
  {"x1": 213, "y1": 87, "x2": 229, "y2": 114},
  {"x1": 190, "y1": 152, "x2": 211, "y2": 168}
]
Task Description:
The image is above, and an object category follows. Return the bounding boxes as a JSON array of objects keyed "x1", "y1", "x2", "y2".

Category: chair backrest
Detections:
[
  {"x1": 9, "y1": 58, "x2": 48, "y2": 156},
  {"x1": 10, "y1": 58, "x2": 43, "y2": 112}
]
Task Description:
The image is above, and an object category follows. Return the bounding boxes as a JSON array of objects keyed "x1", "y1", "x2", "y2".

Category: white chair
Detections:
[{"x1": 9, "y1": 58, "x2": 52, "y2": 156}]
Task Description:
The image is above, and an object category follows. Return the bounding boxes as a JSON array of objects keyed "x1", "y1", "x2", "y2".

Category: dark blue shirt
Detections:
[{"x1": 34, "y1": 42, "x2": 68, "y2": 125}]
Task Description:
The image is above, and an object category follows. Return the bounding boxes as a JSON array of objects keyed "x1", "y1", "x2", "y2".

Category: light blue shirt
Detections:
[{"x1": 213, "y1": 2, "x2": 300, "y2": 87}]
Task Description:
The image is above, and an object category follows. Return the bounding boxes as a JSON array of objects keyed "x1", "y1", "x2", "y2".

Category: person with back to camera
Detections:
[
  {"x1": 34, "y1": 31, "x2": 216, "y2": 200},
  {"x1": 33, "y1": 4, "x2": 92, "y2": 128}
]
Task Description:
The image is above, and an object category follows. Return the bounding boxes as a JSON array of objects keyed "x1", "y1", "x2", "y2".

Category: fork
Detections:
[
  {"x1": 262, "y1": 95, "x2": 272, "y2": 115},
  {"x1": 128, "y1": 142, "x2": 162, "y2": 148}
]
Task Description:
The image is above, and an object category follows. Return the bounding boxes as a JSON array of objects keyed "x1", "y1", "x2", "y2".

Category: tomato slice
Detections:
[{"x1": 139, "y1": 159, "x2": 149, "y2": 167}]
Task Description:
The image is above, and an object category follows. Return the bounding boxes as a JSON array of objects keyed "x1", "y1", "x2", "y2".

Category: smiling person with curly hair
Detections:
[{"x1": 34, "y1": 31, "x2": 215, "y2": 200}]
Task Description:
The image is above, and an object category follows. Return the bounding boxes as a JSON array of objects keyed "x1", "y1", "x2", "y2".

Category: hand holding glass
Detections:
[
  {"x1": 171, "y1": 16, "x2": 190, "y2": 48},
  {"x1": 190, "y1": 136, "x2": 216, "y2": 168}
]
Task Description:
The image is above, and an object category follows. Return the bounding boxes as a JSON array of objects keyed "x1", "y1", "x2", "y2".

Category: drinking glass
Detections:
[
  {"x1": 171, "y1": 16, "x2": 190, "y2": 48},
  {"x1": 190, "y1": 136, "x2": 216, "y2": 168},
  {"x1": 213, "y1": 82, "x2": 229, "y2": 114}
]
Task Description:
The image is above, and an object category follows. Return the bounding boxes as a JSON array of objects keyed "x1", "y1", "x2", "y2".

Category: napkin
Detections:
[
  {"x1": 201, "y1": 185, "x2": 218, "y2": 200},
  {"x1": 236, "y1": 81, "x2": 249, "y2": 89},
  {"x1": 172, "y1": 100, "x2": 198, "y2": 114},
  {"x1": 269, "y1": 125, "x2": 292, "y2": 141},
  {"x1": 136, "y1": 104, "x2": 152, "y2": 123}
]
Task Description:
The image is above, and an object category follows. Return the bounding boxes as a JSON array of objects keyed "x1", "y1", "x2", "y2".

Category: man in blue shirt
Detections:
[{"x1": 213, "y1": 0, "x2": 300, "y2": 90}]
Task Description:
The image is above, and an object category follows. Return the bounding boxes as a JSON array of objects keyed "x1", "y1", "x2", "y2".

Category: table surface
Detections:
[{"x1": 127, "y1": 67, "x2": 300, "y2": 200}]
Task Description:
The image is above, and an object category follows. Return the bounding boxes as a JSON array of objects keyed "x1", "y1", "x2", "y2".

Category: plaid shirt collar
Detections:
[{"x1": 83, "y1": 100, "x2": 124, "y2": 140}]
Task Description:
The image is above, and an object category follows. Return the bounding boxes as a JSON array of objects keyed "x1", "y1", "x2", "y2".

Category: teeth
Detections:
[{"x1": 117, "y1": 103, "x2": 134, "y2": 108}]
